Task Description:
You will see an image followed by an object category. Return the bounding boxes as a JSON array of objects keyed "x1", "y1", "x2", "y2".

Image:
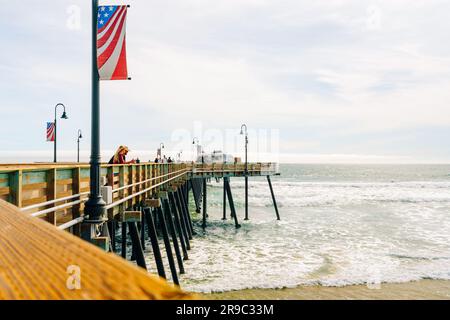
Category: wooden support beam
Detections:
[
  {"x1": 117, "y1": 211, "x2": 141, "y2": 223},
  {"x1": 145, "y1": 198, "x2": 161, "y2": 208},
  {"x1": 91, "y1": 236, "x2": 109, "y2": 251}
]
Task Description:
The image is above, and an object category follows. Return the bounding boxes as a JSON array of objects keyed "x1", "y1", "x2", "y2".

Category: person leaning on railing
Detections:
[{"x1": 108, "y1": 145, "x2": 136, "y2": 164}]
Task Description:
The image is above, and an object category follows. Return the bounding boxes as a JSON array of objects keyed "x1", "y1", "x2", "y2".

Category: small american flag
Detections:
[
  {"x1": 46, "y1": 122, "x2": 55, "y2": 142},
  {"x1": 97, "y1": 5, "x2": 129, "y2": 81}
]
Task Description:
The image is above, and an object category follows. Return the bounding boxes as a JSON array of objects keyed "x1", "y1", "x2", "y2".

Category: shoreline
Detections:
[{"x1": 205, "y1": 280, "x2": 450, "y2": 300}]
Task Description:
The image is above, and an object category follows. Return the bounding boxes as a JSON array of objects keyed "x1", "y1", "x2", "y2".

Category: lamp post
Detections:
[
  {"x1": 77, "y1": 130, "x2": 83, "y2": 163},
  {"x1": 84, "y1": 0, "x2": 106, "y2": 223},
  {"x1": 159, "y1": 142, "x2": 165, "y2": 160},
  {"x1": 240, "y1": 124, "x2": 249, "y2": 220},
  {"x1": 53, "y1": 103, "x2": 68, "y2": 163},
  {"x1": 192, "y1": 137, "x2": 200, "y2": 162}
]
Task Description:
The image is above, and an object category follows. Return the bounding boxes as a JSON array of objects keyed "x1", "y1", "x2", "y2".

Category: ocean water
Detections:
[{"x1": 144, "y1": 164, "x2": 450, "y2": 293}]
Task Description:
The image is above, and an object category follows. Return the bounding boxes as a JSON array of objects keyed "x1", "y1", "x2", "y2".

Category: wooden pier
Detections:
[{"x1": 0, "y1": 161, "x2": 279, "y2": 294}]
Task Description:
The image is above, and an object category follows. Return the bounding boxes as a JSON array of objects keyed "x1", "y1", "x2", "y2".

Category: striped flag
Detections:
[
  {"x1": 97, "y1": 5, "x2": 129, "y2": 81},
  {"x1": 46, "y1": 122, "x2": 55, "y2": 142}
]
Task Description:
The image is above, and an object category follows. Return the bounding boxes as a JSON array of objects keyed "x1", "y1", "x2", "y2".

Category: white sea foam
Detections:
[{"x1": 147, "y1": 165, "x2": 450, "y2": 292}]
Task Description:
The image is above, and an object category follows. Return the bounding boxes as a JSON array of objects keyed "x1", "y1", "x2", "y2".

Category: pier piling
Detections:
[
  {"x1": 169, "y1": 192, "x2": 189, "y2": 259},
  {"x1": 177, "y1": 191, "x2": 193, "y2": 240},
  {"x1": 156, "y1": 205, "x2": 179, "y2": 285},
  {"x1": 223, "y1": 178, "x2": 227, "y2": 220},
  {"x1": 202, "y1": 178, "x2": 207, "y2": 229},
  {"x1": 143, "y1": 207, "x2": 166, "y2": 279},
  {"x1": 163, "y1": 198, "x2": 185, "y2": 274},
  {"x1": 140, "y1": 207, "x2": 146, "y2": 249},
  {"x1": 121, "y1": 221, "x2": 127, "y2": 258},
  {"x1": 225, "y1": 177, "x2": 241, "y2": 229},
  {"x1": 129, "y1": 222, "x2": 147, "y2": 270},
  {"x1": 267, "y1": 175, "x2": 281, "y2": 221}
]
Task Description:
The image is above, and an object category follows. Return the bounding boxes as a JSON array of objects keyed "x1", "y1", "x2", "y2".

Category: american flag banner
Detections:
[
  {"x1": 46, "y1": 122, "x2": 55, "y2": 142},
  {"x1": 97, "y1": 5, "x2": 129, "y2": 81}
]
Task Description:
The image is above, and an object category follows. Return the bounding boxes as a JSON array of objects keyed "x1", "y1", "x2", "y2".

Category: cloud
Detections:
[{"x1": 1, "y1": 0, "x2": 450, "y2": 163}]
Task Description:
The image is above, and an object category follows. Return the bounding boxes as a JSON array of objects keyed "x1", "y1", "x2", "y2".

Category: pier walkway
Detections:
[{"x1": 0, "y1": 162, "x2": 279, "y2": 293}]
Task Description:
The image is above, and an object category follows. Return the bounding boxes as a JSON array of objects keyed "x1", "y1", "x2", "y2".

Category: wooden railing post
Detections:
[
  {"x1": 72, "y1": 167, "x2": 81, "y2": 236},
  {"x1": 107, "y1": 166, "x2": 115, "y2": 219},
  {"x1": 119, "y1": 166, "x2": 125, "y2": 213},
  {"x1": 128, "y1": 165, "x2": 135, "y2": 209},
  {"x1": 46, "y1": 168, "x2": 57, "y2": 225},
  {"x1": 9, "y1": 170, "x2": 22, "y2": 208}
]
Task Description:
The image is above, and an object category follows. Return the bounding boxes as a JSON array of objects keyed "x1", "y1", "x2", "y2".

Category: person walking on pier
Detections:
[{"x1": 108, "y1": 145, "x2": 136, "y2": 164}]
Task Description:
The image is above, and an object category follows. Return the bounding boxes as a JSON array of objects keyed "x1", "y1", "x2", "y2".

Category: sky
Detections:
[{"x1": 1, "y1": 0, "x2": 450, "y2": 163}]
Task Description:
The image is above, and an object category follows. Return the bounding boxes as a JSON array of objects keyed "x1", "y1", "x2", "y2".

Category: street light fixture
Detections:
[
  {"x1": 159, "y1": 143, "x2": 165, "y2": 160},
  {"x1": 240, "y1": 124, "x2": 249, "y2": 220},
  {"x1": 192, "y1": 137, "x2": 200, "y2": 162},
  {"x1": 77, "y1": 130, "x2": 83, "y2": 163},
  {"x1": 53, "y1": 103, "x2": 68, "y2": 163}
]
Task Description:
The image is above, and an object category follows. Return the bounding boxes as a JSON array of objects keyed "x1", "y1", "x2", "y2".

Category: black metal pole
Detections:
[
  {"x1": 85, "y1": 0, "x2": 106, "y2": 222},
  {"x1": 157, "y1": 205, "x2": 179, "y2": 286},
  {"x1": 121, "y1": 221, "x2": 127, "y2": 259},
  {"x1": 182, "y1": 187, "x2": 196, "y2": 236},
  {"x1": 225, "y1": 177, "x2": 241, "y2": 229},
  {"x1": 169, "y1": 192, "x2": 189, "y2": 257},
  {"x1": 53, "y1": 103, "x2": 67, "y2": 163},
  {"x1": 267, "y1": 175, "x2": 281, "y2": 220},
  {"x1": 128, "y1": 222, "x2": 147, "y2": 270},
  {"x1": 163, "y1": 199, "x2": 185, "y2": 274},
  {"x1": 191, "y1": 179, "x2": 201, "y2": 213},
  {"x1": 77, "y1": 138, "x2": 80, "y2": 163},
  {"x1": 140, "y1": 207, "x2": 146, "y2": 249},
  {"x1": 244, "y1": 134, "x2": 249, "y2": 220},
  {"x1": 54, "y1": 112, "x2": 57, "y2": 163},
  {"x1": 222, "y1": 177, "x2": 227, "y2": 220},
  {"x1": 108, "y1": 220, "x2": 115, "y2": 253},
  {"x1": 202, "y1": 178, "x2": 207, "y2": 229},
  {"x1": 176, "y1": 191, "x2": 192, "y2": 240},
  {"x1": 144, "y1": 208, "x2": 166, "y2": 279}
]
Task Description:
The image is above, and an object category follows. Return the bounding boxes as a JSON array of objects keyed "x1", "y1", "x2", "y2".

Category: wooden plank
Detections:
[
  {"x1": 56, "y1": 178, "x2": 73, "y2": 186},
  {"x1": 0, "y1": 187, "x2": 9, "y2": 196},
  {"x1": 22, "y1": 196, "x2": 48, "y2": 208},
  {"x1": 116, "y1": 211, "x2": 142, "y2": 223},
  {"x1": 22, "y1": 182, "x2": 47, "y2": 191}
]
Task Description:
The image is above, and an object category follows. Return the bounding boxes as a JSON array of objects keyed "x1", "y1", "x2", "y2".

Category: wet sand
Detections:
[{"x1": 206, "y1": 280, "x2": 450, "y2": 300}]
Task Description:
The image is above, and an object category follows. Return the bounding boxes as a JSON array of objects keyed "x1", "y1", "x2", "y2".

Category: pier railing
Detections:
[{"x1": 0, "y1": 162, "x2": 277, "y2": 230}]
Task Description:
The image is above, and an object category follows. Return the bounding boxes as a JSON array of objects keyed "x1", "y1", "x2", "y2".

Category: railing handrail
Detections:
[
  {"x1": 21, "y1": 192, "x2": 90, "y2": 212},
  {"x1": 113, "y1": 168, "x2": 188, "y2": 193},
  {"x1": 30, "y1": 199, "x2": 85, "y2": 218},
  {"x1": 104, "y1": 170, "x2": 187, "y2": 210}
]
